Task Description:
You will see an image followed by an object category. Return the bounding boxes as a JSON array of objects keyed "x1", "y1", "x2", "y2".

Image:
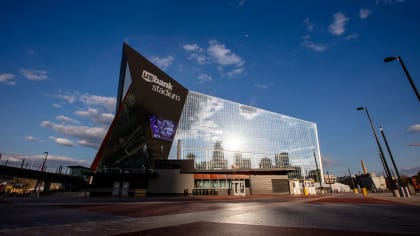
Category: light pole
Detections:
[
  {"x1": 348, "y1": 168, "x2": 357, "y2": 193},
  {"x1": 40, "y1": 152, "x2": 48, "y2": 172},
  {"x1": 312, "y1": 151, "x2": 322, "y2": 192},
  {"x1": 356, "y1": 107, "x2": 397, "y2": 193},
  {"x1": 33, "y1": 152, "x2": 48, "y2": 197},
  {"x1": 327, "y1": 171, "x2": 333, "y2": 193},
  {"x1": 379, "y1": 126, "x2": 405, "y2": 194},
  {"x1": 384, "y1": 56, "x2": 420, "y2": 102}
]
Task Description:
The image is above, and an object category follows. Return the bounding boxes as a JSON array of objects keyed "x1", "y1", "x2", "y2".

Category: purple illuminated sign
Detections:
[{"x1": 149, "y1": 115, "x2": 177, "y2": 141}]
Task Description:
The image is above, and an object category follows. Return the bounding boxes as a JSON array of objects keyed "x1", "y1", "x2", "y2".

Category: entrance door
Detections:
[
  {"x1": 232, "y1": 180, "x2": 246, "y2": 196},
  {"x1": 112, "y1": 181, "x2": 121, "y2": 196}
]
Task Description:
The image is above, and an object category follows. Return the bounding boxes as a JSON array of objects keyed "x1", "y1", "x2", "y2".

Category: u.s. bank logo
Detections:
[
  {"x1": 141, "y1": 70, "x2": 173, "y2": 90},
  {"x1": 141, "y1": 70, "x2": 180, "y2": 102}
]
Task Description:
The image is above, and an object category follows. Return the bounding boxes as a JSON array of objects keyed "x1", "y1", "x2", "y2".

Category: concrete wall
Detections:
[
  {"x1": 250, "y1": 175, "x2": 288, "y2": 194},
  {"x1": 148, "y1": 169, "x2": 194, "y2": 194}
]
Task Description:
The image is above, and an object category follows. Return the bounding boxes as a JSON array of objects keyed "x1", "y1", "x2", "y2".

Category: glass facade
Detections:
[
  {"x1": 168, "y1": 91, "x2": 323, "y2": 180},
  {"x1": 93, "y1": 44, "x2": 323, "y2": 182}
]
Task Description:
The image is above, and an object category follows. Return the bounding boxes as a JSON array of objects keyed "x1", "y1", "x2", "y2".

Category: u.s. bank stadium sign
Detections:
[{"x1": 141, "y1": 70, "x2": 181, "y2": 102}]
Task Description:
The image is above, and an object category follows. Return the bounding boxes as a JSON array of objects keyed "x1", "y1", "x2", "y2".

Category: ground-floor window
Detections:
[{"x1": 195, "y1": 179, "x2": 247, "y2": 189}]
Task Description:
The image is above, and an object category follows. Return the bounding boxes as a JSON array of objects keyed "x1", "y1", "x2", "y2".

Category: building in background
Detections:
[{"x1": 90, "y1": 44, "x2": 323, "y2": 196}]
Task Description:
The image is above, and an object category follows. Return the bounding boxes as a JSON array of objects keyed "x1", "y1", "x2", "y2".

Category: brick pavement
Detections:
[
  {"x1": 1, "y1": 193, "x2": 419, "y2": 235},
  {"x1": 114, "y1": 221, "x2": 414, "y2": 236}
]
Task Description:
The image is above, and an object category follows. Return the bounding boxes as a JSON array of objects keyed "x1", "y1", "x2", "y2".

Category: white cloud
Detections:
[
  {"x1": 359, "y1": 8, "x2": 372, "y2": 19},
  {"x1": 304, "y1": 18, "x2": 314, "y2": 31},
  {"x1": 0, "y1": 152, "x2": 90, "y2": 171},
  {"x1": 177, "y1": 95, "x2": 225, "y2": 140},
  {"x1": 226, "y1": 67, "x2": 244, "y2": 77},
  {"x1": 197, "y1": 74, "x2": 213, "y2": 84},
  {"x1": 207, "y1": 40, "x2": 244, "y2": 67},
  {"x1": 41, "y1": 121, "x2": 107, "y2": 149},
  {"x1": 345, "y1": 34, "x2": 359, "y2": 40},
  {"x1": 236, "y1": 0, "x2": 246, "y2": 8},
  {"x1": 400, "y1": 165, "x2": 420, "y2": 176},
  {"x1": 253, "y1": 83, "x2": 272, "y2": 89},
  {"x1": 42, "y1": 91, "x2": 116, "y2": 149},
  {"x1": 150, "y1": 55, "x2": 175, "y2": 70},
  {"x1": 207, "y1": 41, "x2": 245, "y2": 77},
  {"x1": 183, "y1": 43, "x2": 208, "y2": 64},
  {"x1": 53, "y1": 103, "x2": 62, "y2": 108},
  {"x1": 49, "y1": 136, "x2": 74, "y2": 147},
  {"x1": 53, "y1": 92, "x2": 116, "y2": 112},
  {"x1": 183, "y1": 44, "x2": 200, "y2": 51},
  {"x1": 20, "y1": 69, "x2": 48, "y2": 81},
  {"x1": 183, "y1": 41, "x2": 245, "y2": 77},
  {"x1": 54, "y1": 92, "x2": 77, "y2": 104},
  {"x1": 329, "y1": 12, "x2": 349, "y2": 36},
  {"x1": 77, "y1": 139, "x2": 99, "y2": 148},
  {"x1": 302, "y1": 39, "x2": 328, "y2": 52},
  {"x1": 25, "y1": 135, "x2": 42, "y2": 142},
  {"x1": 0, "y1": 73, "x2": 16, "y2": 86},
  {"x1": 74, "y1": 108, "x2": 114, "y2": 125},
  {"x1": 408, "y1": 124, "x2": 420, "y2": 133},
  {"x1": 239, "y1": 105, "x2": 260, "y2": 120},
  {"x1": 80, "y1": 94, "x2": 116, "y2": 113},
  {"x1": 56, "y1": 115, "x2": 80, "y2": 124}
]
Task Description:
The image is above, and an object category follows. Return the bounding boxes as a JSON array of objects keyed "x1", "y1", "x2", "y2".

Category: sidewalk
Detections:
[
  {"x1": 366, "y1": 192, "x2": 420, "y2": 206},
  {"x1": 1, "y1": 192, "x2": 419, "y2": 235}
]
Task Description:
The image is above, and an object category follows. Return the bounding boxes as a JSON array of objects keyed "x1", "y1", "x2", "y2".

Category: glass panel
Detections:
[
  {"x1": 168, "y1": 91, "x2": 322, "y2": 180},
  {"x1": 122, "y1": 63, "x2": 132, "y2": 103},
  {"x1": 95, "y1": 87, "x2": 150, "y2": 171}
]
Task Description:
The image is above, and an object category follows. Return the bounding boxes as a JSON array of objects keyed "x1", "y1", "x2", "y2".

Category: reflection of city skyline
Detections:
[{"x1": 168, "y1": 91, "x2": 322, "y2": 179}]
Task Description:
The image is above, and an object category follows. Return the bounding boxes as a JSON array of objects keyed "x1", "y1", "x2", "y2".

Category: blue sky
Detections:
[{"x1": 0, "y1": 0, "x2": 419, "y2": 176}]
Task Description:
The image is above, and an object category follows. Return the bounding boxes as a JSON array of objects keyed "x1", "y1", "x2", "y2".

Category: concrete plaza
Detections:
[{"x1": 1, "y1": 193, "x2": 419, "y2": 235}]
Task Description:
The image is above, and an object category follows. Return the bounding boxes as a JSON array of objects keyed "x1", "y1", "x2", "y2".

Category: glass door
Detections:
[{"x1": 231, "y1": 180, "x2": 246, "y2": 196}]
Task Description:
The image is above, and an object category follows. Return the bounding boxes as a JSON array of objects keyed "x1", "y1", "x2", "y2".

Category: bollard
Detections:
[
  {"x1": 392, "y1": 189, "x2": 400, "y2": 198},
  {"x1": 362, "y1": 187, "x2": 368, "y2": 196},
  {"x1": 303, "y1": 188, "x2": 309, "y2": 196},
  {"x1": 404, "y1": 186, "x2": 411, "y2": 198},
  {"x1": 353, "y1": 188, "x2": 359, "y2": 194}
]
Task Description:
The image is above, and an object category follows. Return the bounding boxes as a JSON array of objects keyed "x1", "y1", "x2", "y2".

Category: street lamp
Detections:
[
  {"x1": 379, "y1": 126, "x2": 405, "y2": 195},
  {"x1": 40, "y1": 152, "x2": 48, "y2": 172},
  {"x1": 33, "y1": 152, "x2": 48, "y2": 197},
  {"x1": 384, "y1": 56, "x2": 420, "y2": 102},
  {"x1": 312, "y1": 151, "x2": 323, "y2": 192},
  {"x1": 356, "y1": 107, "x2": 397, "y2": 194}
]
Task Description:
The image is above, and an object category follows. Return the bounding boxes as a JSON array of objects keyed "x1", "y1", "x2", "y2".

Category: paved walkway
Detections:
[{"x1": 1, "y1": 193, "x2": 419, "y2": 235}]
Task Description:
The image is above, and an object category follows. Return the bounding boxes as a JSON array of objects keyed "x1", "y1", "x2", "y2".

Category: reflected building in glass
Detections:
[
  {"x1": 169, "y1": 91, "x2": 323, "y2": 180},
  {"x1": 91, "y1": 44, "x2": 324, "y2": 196}
]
